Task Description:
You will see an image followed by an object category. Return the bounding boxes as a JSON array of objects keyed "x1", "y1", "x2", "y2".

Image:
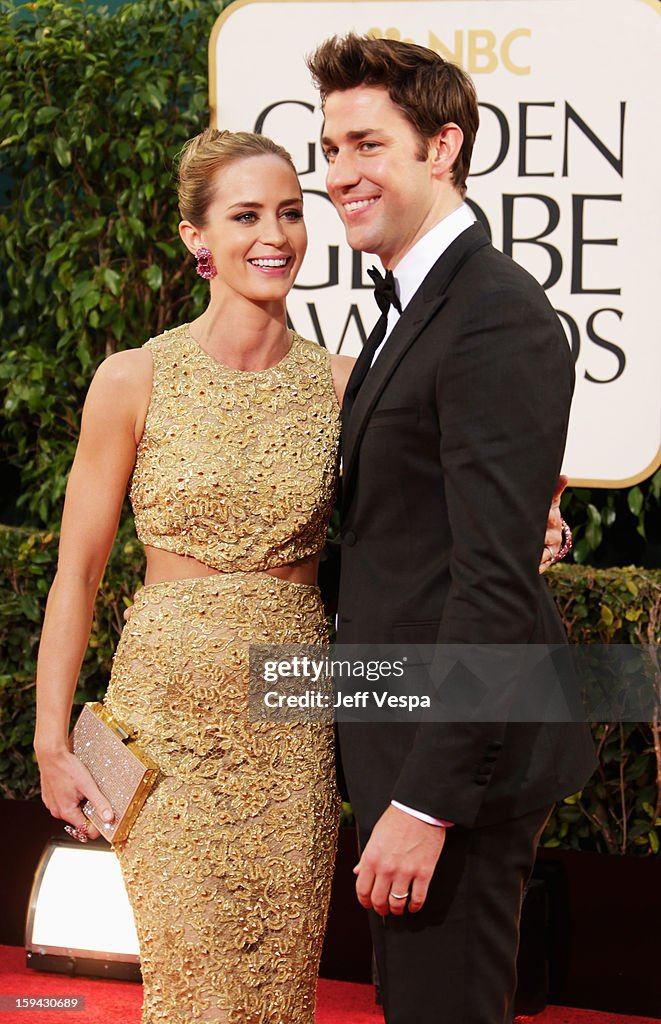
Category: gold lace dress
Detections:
[{"x1": 104, "y1": 324, "x2": 341, "y2": 1024}]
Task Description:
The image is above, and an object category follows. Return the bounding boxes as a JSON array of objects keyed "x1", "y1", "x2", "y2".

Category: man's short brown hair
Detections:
[{"x1": 307, "y1": 33, "x2": 479, "y2": 195}]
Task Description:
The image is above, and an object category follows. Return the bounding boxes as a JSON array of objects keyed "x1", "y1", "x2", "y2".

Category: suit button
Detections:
[
  {"x1": 343, "y1": 530, "x2": 357, "y2": 547},
  {"x1": 485, "y1": 754, "x2": 498, "y2": 763},
  {"x1": 487, "y1": 740, "x2": 503, "y2": 752}
]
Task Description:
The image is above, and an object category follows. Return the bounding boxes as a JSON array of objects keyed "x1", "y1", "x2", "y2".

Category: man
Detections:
[{"x1": 307, "y1": 35, "x2": 596, "y2": 1024}]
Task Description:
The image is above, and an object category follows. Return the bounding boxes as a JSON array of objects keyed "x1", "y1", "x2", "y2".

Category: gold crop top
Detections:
[{"x1": 130, "y1": 324, "x2": 341, "y2": 572}]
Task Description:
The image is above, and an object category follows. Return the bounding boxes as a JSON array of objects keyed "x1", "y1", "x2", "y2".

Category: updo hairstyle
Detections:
[{"x1": 177, "y1": 128, "x2": 298, "y2": 227}]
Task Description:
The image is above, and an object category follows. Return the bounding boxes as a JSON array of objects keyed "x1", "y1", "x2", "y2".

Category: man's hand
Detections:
[
  {"x1": 539, "y1": 475, "x2": 567, "y2": 574},
  {"x1": 354, "y1": 804, "x2": 446, "y2": 916}
]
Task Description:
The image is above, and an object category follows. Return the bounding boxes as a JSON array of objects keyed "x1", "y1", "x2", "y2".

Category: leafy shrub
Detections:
[
  {"x1": 542, "y1": 565, "x2": 661, "y2": 856},
  {"x1": 0, "y1": 0, "x2": 225, "y2": 526},
  {"x1": 561, "y1": 473, "x2": 661, "y2": 567}
]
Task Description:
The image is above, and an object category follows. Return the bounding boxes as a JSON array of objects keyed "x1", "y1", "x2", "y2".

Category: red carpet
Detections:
[{"x1": 0, "y1": 945, "x2": 658, "y2": 1024}]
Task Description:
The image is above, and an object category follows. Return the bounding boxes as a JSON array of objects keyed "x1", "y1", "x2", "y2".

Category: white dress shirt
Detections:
[
  {"x1": 368, "y1": 203, "x2": 476, "y2": 827},
  {"x1": 371, "y1": 203, "x2": 476, "y2": 366}
]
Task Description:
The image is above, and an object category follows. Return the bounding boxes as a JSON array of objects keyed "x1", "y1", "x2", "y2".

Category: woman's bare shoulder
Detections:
[
  {"x1": 93, "y1": 346, "x2": 153, "y2": 387},
  {"x1": 84, "y1": 348, "x2": 153, "y2": 443},
  {"x1": 88, "y1": 347, "x2": 153, "y2": 410}
]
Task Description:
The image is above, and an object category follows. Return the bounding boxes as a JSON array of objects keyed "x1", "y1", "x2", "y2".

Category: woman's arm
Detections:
[
  {"x1": 329, "y1": 353, "x2": 355, "y2": 408},
  {"x1": 34, "y1": 347, "x2": 151, "y2": 838}
]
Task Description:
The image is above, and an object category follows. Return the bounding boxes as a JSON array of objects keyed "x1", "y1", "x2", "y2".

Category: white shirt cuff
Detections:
[{"x1": 391, "y1": 800, "x2": 454, "y2": 827}]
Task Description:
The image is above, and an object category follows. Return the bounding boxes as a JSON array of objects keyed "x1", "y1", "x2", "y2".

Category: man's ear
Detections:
[
  {"x1": 179, "y1": 219, "x2": 204, "y2": 256},
  {"x1": 429, "y1": 123, "x2": 464, "y2": 181}
]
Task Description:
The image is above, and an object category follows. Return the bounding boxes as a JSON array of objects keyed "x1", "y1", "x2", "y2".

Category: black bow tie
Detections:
[{"x1": 367, "y1": 266, "x2": 402, "y2": 316}]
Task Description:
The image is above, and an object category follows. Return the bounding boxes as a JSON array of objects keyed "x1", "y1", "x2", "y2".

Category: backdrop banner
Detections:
[{"x1": 209, "y1": 0, "x2": 661, "y2": 486}]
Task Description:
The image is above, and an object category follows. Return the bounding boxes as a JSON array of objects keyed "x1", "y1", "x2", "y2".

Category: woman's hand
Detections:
[
  {"x1": 36, "y1": 746, "x2": 115, "y2": 841},
  {"x1": 539, "y1": 475, "x2": 568, "y2": 574}
]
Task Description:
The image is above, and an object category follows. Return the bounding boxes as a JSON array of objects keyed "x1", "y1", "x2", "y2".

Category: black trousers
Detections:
[{"x1": 363, "y1": 804, "x2": 552, "y2": 1024}]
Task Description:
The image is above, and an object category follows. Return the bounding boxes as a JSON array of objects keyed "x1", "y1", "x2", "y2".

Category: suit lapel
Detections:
[{"x1": 342, "y1": 223, "x2": 490, "y2": 495}]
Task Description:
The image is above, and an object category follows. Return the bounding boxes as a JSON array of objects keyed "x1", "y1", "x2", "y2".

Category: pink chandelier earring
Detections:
[{"x1": 195, "y1": 247, "x2": 217, "y2": 280}]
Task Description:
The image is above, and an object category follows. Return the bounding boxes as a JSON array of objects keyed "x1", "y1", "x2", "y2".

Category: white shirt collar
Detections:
[
  {"x1": 393, "y1": 203, "x2": 477, "y2": 311},
  {"x1": 369, "y1": 204, "x2": 477, "y2": 366}
]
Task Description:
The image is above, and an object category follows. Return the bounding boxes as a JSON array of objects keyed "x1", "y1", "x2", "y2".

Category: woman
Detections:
[{"x1": 34, "y1": 128, "x2": 354, "y2": 1024}]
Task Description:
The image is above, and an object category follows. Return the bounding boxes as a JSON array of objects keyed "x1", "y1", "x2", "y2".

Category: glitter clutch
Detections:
[{"x1": 72, "y1": 701, "x2": 159, "y2": 844}]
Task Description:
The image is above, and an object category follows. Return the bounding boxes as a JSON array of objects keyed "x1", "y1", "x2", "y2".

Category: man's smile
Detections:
[{"x1": 343, "y1": 196, "x2": 381, "y2": 215}]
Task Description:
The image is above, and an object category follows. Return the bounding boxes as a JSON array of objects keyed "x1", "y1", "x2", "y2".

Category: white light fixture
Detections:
[{"x1": 25, "y1": 838, "x2": 141, "y2": 981}]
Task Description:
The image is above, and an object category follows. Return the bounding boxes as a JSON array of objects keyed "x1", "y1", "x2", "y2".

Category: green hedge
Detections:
[
  {"x1": 540, "y1": 566, "x2": 661, "y2": 855},
  {"x1": 1, "y1": 529, "x2": 660, "y2": 856}
]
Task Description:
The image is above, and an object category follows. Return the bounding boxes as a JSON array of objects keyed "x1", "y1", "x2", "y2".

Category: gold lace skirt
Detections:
[{"x1": 104, "y1": 572, "x2": 339, "y2": 1024}]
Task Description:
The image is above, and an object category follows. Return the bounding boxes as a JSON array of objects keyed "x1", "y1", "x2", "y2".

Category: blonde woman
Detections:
[{"x1": 34, "y1": 129, "x2": 353, "y2": 1024}]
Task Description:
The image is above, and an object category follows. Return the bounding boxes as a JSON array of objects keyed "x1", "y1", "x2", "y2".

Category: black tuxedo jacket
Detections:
[{"x1": 336, "y1": 223, "x2": 596, "y2": 831}]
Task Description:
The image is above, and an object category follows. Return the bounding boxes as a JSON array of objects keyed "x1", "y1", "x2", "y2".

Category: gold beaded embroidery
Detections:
[
  {"x1": 103, "y1": 326, "x2": 342, "y2": 1023},
  {"x1": 106, "y1": 575, "x2": 339, "y2": 1024},
  {"x1": 130, "y1": 324, "x2": 340, "y2": 571}
]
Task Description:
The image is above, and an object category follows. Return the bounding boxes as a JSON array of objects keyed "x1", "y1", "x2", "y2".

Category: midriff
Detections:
[{"x1": 144, "y1": 546, "x2": 320, "y2": 588}]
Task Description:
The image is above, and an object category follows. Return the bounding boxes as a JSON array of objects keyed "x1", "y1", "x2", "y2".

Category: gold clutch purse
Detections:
[{"x1": 72, "y1": 702, "x2": 159, "y2": 844}]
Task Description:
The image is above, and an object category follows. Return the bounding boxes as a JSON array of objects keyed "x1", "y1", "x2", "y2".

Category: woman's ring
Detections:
[
  {"x1": 544, "y1": 544, "x2": 555, "y2": 561},
  {"x1": 64, "y1": 824, "x2": 89, "y2": 843},
  {"x1": 389, "y1": 891, "x2": 410, "y2": 900}
]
